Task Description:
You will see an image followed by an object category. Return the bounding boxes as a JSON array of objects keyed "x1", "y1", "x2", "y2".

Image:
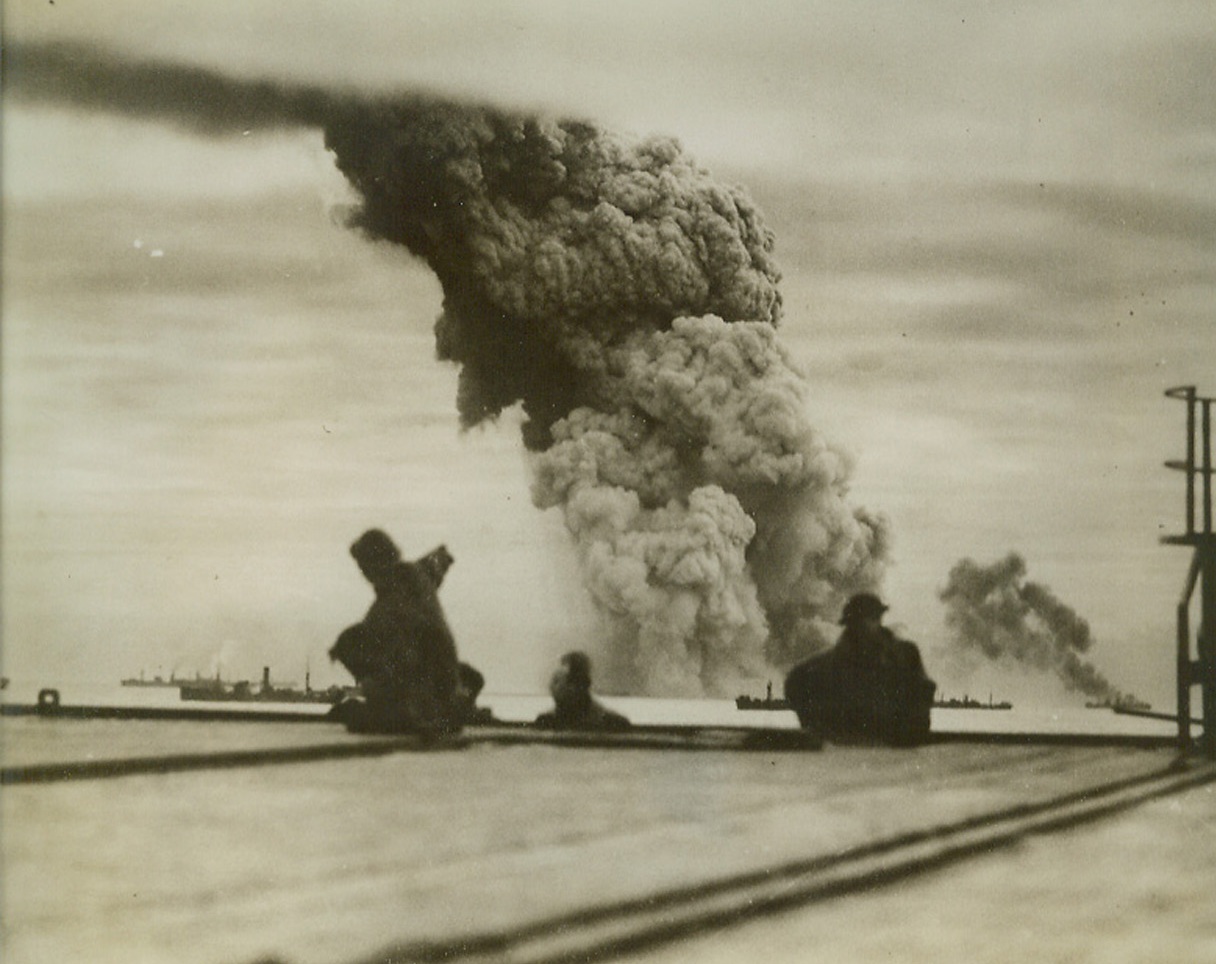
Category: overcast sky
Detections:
[{"x1": 3, "y1": 1, "x2": 1214, "y2": 703}]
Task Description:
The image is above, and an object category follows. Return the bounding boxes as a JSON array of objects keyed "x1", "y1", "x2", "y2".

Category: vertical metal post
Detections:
[
  {"x1": 1200, "y1": 399, "x2": 1216, "y2": 755},
  {"x1": 1203, "y1": 400, "x2": 1212, "y2": 536},
  {"x1": 1178, "y1": 599, "x2": 1191, "y2": 749},
  {"x1": 1186, "y1": 389, "x2": 1197, "y2": 535},
  {"x1": 1202, "y1": 547, "x2": 1216, "y2": 758}
]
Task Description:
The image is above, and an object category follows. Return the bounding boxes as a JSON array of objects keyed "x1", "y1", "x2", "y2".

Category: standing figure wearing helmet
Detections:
[{"x1": 784, "y1": 593, "x2": 936, "y2": 746}]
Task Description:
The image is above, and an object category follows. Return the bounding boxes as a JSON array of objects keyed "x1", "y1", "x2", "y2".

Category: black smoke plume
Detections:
[
  {"x1": 938, "y1": 552, "x2": 1140, "y2": 703},
  {"x1": 3, "y1": 41, "x2": 348, "y2": 134},
  {"x1": 6, "y1": 41, "x2": 890, "y2": 695}
]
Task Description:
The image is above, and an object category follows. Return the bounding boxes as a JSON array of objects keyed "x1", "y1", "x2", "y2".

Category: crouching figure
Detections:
[
  {"x1": 784, "y1": 593, "x2": 935, "y2": 747},
  {"x1": 329, "y1": 529, "x2": 462, "y2": 737}
]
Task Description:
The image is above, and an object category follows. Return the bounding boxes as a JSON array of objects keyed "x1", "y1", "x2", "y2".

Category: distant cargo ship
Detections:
[
  {"x1": 178, "y1": 667, "x2": 354, "y2": 705},
  {"x1": 932, "y1": 694, "x2": 1013, "y2": 710},
  {"x1": 121, "y1": 671, "x2": 199, "y2": 688},
  {"x1": 735, "y1": 682, "x2": 792, "y2": 711},
  {"x1": 737, "y1": 683, "x2": 1014, "y2": 712},
  {"x1": 1085, "y1": 695, "x2": 1152, "y2": 712}
]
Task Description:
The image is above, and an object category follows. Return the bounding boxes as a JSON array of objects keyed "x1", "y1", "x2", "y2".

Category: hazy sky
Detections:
[{"x1": 3, "y1": 1, "x2": 1214, "y2": 703}]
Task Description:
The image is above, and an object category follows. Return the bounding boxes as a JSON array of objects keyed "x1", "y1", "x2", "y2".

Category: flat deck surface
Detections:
[
  {"x1": 630, "y1": 778, "x2": 1216, "y2": 964},
  {"x1": 2, "y1": 722, "x2": 1213, "y2": 964}
]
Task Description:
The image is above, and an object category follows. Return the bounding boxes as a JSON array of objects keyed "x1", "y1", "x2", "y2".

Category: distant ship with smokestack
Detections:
[
  {"x1": 178, "y1": 667, "x2": 354, "y2": 705},
  {"x1": 932, "y1": 694, "x2": 1013, "y2": 711},
  {"x1": 121, "y1": 670, "x2": 199, "y2": 688},
  {"x1": 735, "y1": 683, "x2": 1016, "y2": 711},
  {"x1": 735, "y1": 681, "x2": 791, "y2": 711}
]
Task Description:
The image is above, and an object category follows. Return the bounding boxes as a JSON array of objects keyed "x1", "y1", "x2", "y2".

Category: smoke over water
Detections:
[
  {"x1": 7, "y1": 42, "x2": 890, "y2": 695},
  {"x1": 938, "y1": 553, "x2": 1140, "y2": 704}
]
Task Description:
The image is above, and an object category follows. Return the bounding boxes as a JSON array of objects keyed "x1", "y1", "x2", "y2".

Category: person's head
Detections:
[
  {"x1": 839, "y1": 593, "x2": 888, "y2": 628},
  {"x1": 350, "y1": 529, "x2": 401, "y2": 582},
  {"x1": 550, "y1": 650, "x2": 593, "y2": 705}
]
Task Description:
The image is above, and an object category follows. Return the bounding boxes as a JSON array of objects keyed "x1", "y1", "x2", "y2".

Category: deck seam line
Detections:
[{"x1": 346, "y1": 760, "x2": 1216, "y2": 964}]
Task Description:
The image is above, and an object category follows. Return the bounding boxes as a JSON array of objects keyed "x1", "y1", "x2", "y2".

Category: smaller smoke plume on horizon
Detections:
[{"x1": 938, "y1": 552, "x2": 1141, "y2": 704}]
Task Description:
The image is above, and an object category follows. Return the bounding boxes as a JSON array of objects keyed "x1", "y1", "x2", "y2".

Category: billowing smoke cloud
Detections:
[
  {"x1": 528, "y1": 317, "x2": 890, "y2": 692},
  {"x1": 7, "y1": 42, "x2": 890, "y2": 695},
  {"x1": 938, "y1": 553, "x2": 1140, "y2": 704}
]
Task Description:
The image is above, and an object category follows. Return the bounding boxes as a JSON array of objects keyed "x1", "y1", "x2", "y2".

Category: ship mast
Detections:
[{"x1": 1164, "y1": 386, "x2": 1216, "y2": 758}]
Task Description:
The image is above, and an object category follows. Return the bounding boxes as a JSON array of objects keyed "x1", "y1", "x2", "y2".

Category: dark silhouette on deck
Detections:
[
  {"x1": 328, "y1": 529, "x2": 462, "y2": 736},
  {"x1": 535, "y1": 651, "x2": 630, "y2": 731},
  {"x1": 785, "y1": 593, "x2": 935, "y2": 747}
]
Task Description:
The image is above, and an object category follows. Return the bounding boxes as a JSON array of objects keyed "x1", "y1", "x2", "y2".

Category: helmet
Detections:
[{"x1": 839, "y1": 593, "x2": 888, "y2": 625}]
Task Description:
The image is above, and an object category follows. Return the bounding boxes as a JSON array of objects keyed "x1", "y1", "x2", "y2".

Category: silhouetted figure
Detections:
[
  {"x1": 328, "y1": 529, "x2": 462, "y2": 736},
  {"x1": 535, "y1": 651, "x2": 631, "y2": 731},
  {"x1": 454, "y1": 660, "x2": 496, "y2": 725},
  {"x1": 784, "y1": 593, "x2": 935, "y2": 747}
]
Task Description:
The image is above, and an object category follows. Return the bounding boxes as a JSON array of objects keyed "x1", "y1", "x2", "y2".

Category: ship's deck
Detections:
[{"x1": 2, "y1": 720, "x2": 1213, "y2": 964}]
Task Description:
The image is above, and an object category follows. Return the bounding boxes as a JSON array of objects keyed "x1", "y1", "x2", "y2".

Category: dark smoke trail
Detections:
[
  {"x1": 6, "y1": 41, "x2": 890, "y2": 695},
  {"x1": 938, "y1": 552, "x2": 1140, "y2": 703},
  {"x1": 2, "y1": 41, "x2": 353, "y2": 134}
]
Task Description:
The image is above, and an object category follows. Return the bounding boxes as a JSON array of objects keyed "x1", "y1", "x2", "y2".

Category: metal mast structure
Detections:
[{"x1": 1163, "y1": 386, "x2": 1215, "y2": 757}]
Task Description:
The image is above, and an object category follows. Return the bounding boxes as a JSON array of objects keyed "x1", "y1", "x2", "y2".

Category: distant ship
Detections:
[
  {"x1": 735, "y1": 682, "x2": 792, "y2": 711},
  {"x1": 178, "y1": 667, "x2": 353, "y2": 705},
  {"x1": 122, "y1": 670, "x2": 200, "y2": 688},
  {"x1": 1085, "y1": 695, "x2": 1152, "y2": 712},
  {"x1": 932, "y1": 694, "x2": 1013, "y2": 710}
]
